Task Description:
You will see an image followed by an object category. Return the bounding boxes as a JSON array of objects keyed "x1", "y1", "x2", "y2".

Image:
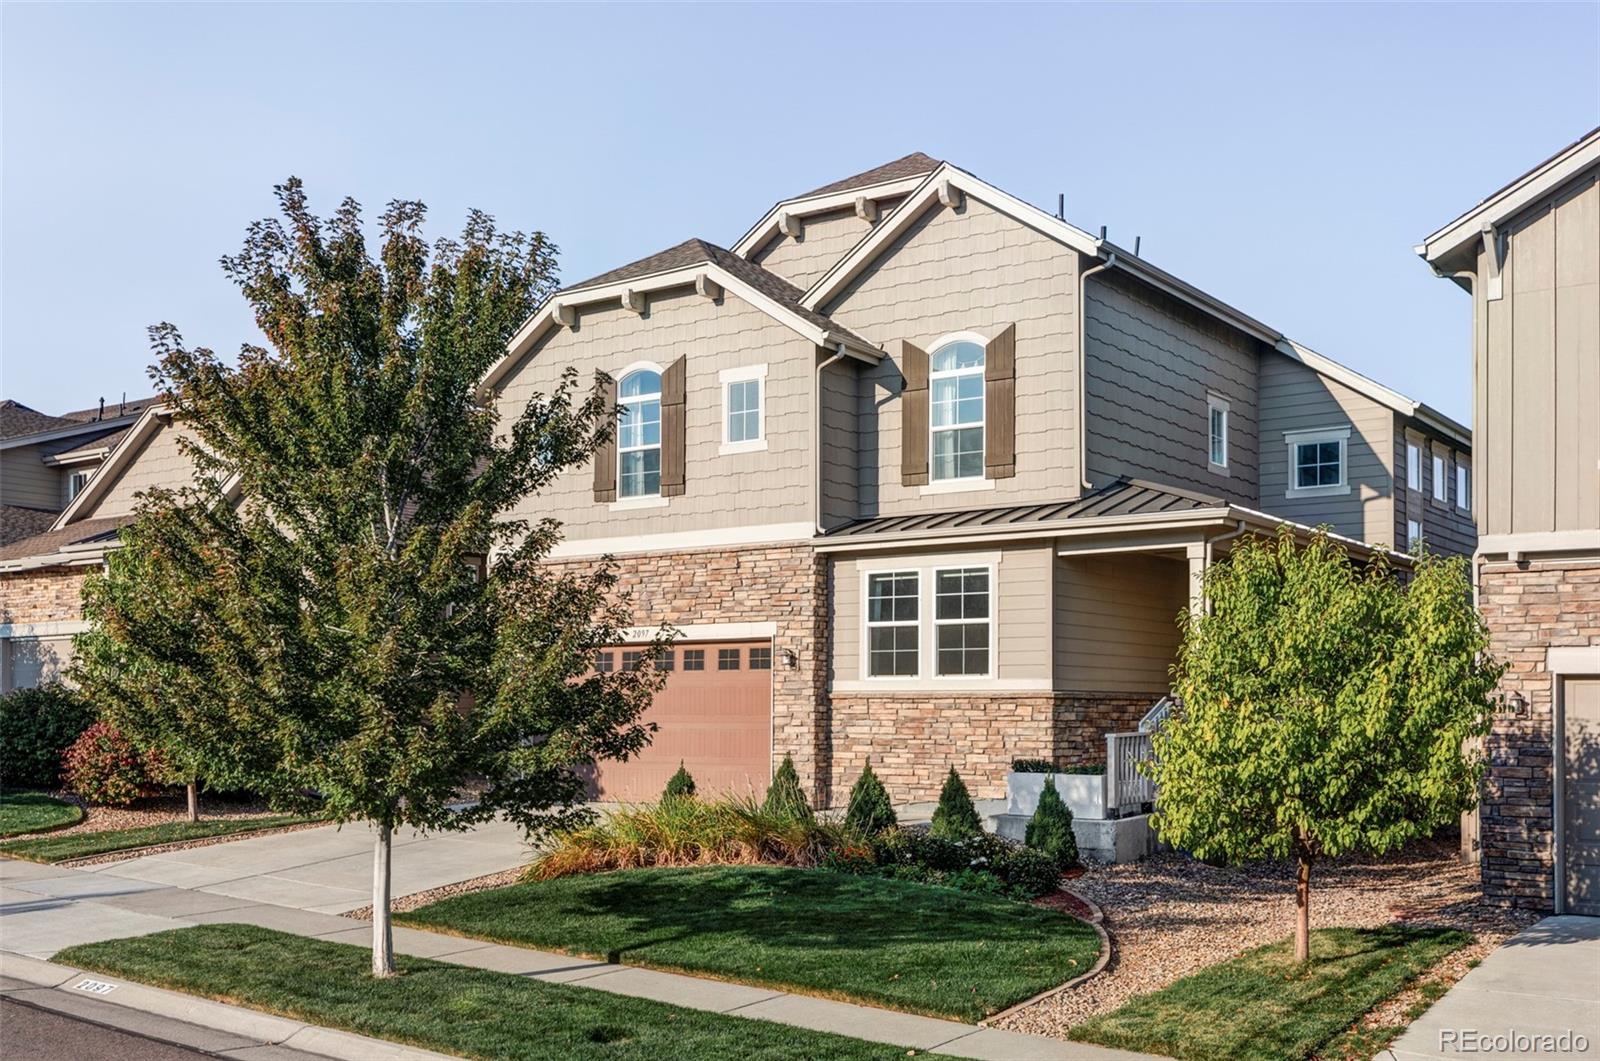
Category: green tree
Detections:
[
  {"x1": 1025, "y1": 777, "x2": 1078, "y2": 869},
  {"x1": 843, "y1": 760, "x2": 897, "y2": 835},
  {"x1": 929, "y1": 767, "x2": 982, "y2": 840},
  {"x1": 662, "y1": 762, "x2": 696, "y2": 802},
  {"x1": 1151, "y1": 529, "x2": 1499, "y2": 962},
  {"x1": 71, "y1": 180, "x2": 667, "y2": 976},
  {"x1": 763, "y1": 754, "x2": 812, "y2": 821}
]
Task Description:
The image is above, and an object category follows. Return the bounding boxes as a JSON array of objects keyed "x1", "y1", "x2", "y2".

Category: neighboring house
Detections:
[
  {"x1": 1419, "y1": 128, "x2": 1600, "y2": 916},
  {"x1": 1, "y1": 154, "x2": 1473, "y2": 811},
  {"x1": 0, "y1": 396, "x2": 157, "y2": 689}
]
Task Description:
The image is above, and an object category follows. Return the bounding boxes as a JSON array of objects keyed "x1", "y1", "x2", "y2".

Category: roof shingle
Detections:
[
  {"x1": 0, "y1": 514, "x2": 129, "y2": 562},
  {"x1": 796, "y1": 153, "x2": 941, "y2": 200},
  {"x1": 0, "y1": 400, "x2": 79, "y2": 441}
]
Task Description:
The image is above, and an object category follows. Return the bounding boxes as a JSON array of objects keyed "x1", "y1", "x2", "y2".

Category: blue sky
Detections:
[{"x1": 3, "y1": 3, "x2": 1596, "y2": 422}]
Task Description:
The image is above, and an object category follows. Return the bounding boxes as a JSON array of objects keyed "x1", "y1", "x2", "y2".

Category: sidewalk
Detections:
[
  {"x1": 1, "y1": 853, "x2": 1149, "y2": 1060},
  {"x1": 1388, "y1": 916, "x2": 1600, "y2": 1060}
]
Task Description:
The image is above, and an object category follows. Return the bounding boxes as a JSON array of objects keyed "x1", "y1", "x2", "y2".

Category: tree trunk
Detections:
[
  {"x1": 1294, "y1": 849, "x2": 1312, "y2": 963},
  {"x1": 372, "y1": 821, "x2": 395, "y2": 977},
  {"x1": 185, "y1": 781, "x2": 199, "y2": 823}
]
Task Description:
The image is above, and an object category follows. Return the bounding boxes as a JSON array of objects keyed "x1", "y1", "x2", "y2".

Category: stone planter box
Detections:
[{"x1": 1005, "y1": 771, "x2": 1106, "y2": 821}]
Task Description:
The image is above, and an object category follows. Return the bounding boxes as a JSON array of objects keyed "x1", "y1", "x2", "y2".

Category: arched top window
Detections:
[
  {"x1": 618, "y1": 367, "x2": 662, "y2": 498},
  {"x1": 929, "y1": 340, "x2": 985, "y2": 481}
]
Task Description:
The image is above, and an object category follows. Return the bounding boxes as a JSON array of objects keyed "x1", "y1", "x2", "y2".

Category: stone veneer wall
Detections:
[
  {"x1": 1477, "y1": 558, "x2": 1600, "y2": 910},
  {"x1": 545, "y1": 542, "x2": 831, "y2": 802},
  {"x1": 825, "y1": 689, "x2": 1165, "y2": 805},
  {"x1": 0, "y1": 567, "x2": 91, "y2": 625}
]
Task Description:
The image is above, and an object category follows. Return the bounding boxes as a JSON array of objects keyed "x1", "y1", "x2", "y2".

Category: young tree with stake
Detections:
[
  {"x1": 73, "y1": 180, "x2": 667, "y2": 976},
  {"x1": 1150, "y1": 529, "x2": 1498, "y2": 963}
]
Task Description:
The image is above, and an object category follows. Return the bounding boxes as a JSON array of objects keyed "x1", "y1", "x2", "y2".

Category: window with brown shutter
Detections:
[
  {"x1": 661, "y1": 356, "x2": 687, "y2": 497},
  {"x1": 900, "y1": 340, "x2": 929, "y2": 486},
  {"x1": 984, "y1": 324, "x2": 1016, "y2": 479},
  {"x1": 593, "y1": 375, "x2": 619, "y2": 502}
]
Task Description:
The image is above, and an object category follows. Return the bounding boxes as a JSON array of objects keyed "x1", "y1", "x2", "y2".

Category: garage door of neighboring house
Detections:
[
  {"x1": 1, "y1": 635, "x2": 75, "y2": 693},
  {"x1": 594, "y1": 640, "x2": 773, "y2": 802},
  {"x1": 1562, "y1": 677, "x2": 1600, "y2": 916}
]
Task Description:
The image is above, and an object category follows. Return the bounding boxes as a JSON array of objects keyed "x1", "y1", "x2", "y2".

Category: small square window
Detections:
[
  {"x1": 658, "y1": 650, "x2": 675, "y2": 671},
  {"x1": 594, "y1": 651, "x2": 614, "y2": 673},
  {"x1": 717, "y1": 648, "x2": 741, "y2": 670},
  {"x1": 621, "y1": 650, "x2": 643, "y2": 672},
  {"x1": 682, "y1": 649, "x2": 705, "y2": 671},
  {"x1": 1294, "y1": 440, "x2": 1344, "y2": 488},
  {"x1": 726, "y1": 378, "x2": 762, "y2": 444},
  {"x1": 749, "y1": 646, "x2": 772, "y2": 670}
]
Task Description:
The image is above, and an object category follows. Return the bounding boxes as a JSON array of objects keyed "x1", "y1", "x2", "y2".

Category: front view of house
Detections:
[{"x1": 2, "y1": 153, "x2": 1473, "y2": 810}]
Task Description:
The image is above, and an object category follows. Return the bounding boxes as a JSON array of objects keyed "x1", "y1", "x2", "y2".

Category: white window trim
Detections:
[
  {"x1": 856, "y1": 552, "x2": 1002, "y2": 687},
  {"x1": 65, "y1": 469, "x2": 91, "y2": 502},
  {"x1": 1207, "y1": 393, "x2": 1230, "y2": 472},
  {"x1": 1284, "y1": 425, "x2": 1352, "y2": 499},
  {"x1": 718, "y1": 364, "x2": 768, "y2": 455},
  {"x1": 1456, "y1": 462, "x2": 1471, "y2": 512},
  {"x1": 1406, "y1": 441, "x2": 1422, "y2": 492},
  {"x1": 1407, "y1": 519, "x2": 1423, "y2": 550},
  {"x1": 862, "y1": 569, "x2": 920, "y2": 679},
  {"x1": 931, "y1": 564, "x2": 996, "y2": 680},
  {"x1": 1431, "y1": 451, "x2": 1447, "y2": 504},
  {"x1": 928, "y1": 332, "x2": 987, "y2": 486},
  {"x1": 616, "y1": 361, "x2": 664, "y2": 502}
]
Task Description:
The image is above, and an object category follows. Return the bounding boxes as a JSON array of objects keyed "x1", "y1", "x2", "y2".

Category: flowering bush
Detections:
[{"x1": 62, "y1": 722, "x2": 164, "y2": 806}]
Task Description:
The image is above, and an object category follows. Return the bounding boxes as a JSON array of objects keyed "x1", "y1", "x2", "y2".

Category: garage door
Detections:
[
  {"x1": 1562, "y1": 677, "x2": 1600, "y2": 916},
  {"x1": 594, "y1": 640, "x2": 773, "y2": 802}
]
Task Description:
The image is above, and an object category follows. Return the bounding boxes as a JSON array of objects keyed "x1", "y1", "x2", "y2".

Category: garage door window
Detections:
[
  {"x1": 718, "y1": 648, "x2": 741, "y2": 670},
  {"x1": 749, "y1": 647, "x2": 772, "y2": 670},
  {"x1": 867, "y1": 571, "x2": 920, "y2": 677},
  {"x1": 595, "y1": 651, "x2": 614, "y2": 673},
  {"x1": 621, "y1": 650, "x2": 643, "y2": 672},
  {"x1": 683, "y1": 649, "x2": 705, "y2": 671}
]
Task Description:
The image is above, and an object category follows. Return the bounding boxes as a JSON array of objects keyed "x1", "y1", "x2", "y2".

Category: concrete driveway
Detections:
[
  {"x1": 1389, "y1": 916, "x2": 1600, "y2": 1060},
  {"x1": 81, "y1": 816, "x2": 532, "y2": 914}
]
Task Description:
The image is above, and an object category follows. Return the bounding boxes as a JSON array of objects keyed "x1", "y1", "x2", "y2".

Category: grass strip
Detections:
[
  {"x1": 58, "y1": 924, "x2": 901, "y2": 1061},
  {"x1": 399, "y1": 864, "x2": 1102, "y2": 1022},
  {"x1": 0, "y1": 813, "x2": 315, "y2": 862},
  {"x1": 0, "y1": 791, "x2": 84, "y2": 838},
  {"x1": 1069, "y1": 925, "x2": 1472, "y2": 1061}
]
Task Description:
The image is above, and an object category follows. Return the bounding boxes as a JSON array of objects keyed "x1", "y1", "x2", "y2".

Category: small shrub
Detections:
[
  {"x1": 0, "y1": 683, "x2": 97, "y2": 788},
  {"x1": 818, "y1": 843, "x2": 876, "y2": 875},
  {"x1": 873, "y1": 827, "x2": 965, "y2": 872},
  {"x1": 929, "y1": 767, "x2": 982, "y2": 841},
  {"x1": 662, "y1": 762, "x2": 697, "y2": 802},
  {"x1": 1010, "y1": 758, "x2": 1054, "y2": 773},
  {"x1": 992, "y1": 845, "x2": 1061, "y2": 899},
  {"x1": 945, "y1": 867, "x2": 1012, "y2": 897},
  {"x1": 62, "y1": 722, "x2": 164, "y2": 806},
  {"x1": 1025, "y1": 776, "x2": 1079, "y2": 869},
  {"x1": 762, "y1": 754, "x2": 813, "y2": 822},
  {"x1": 843, "y1": 761, "x2": 896, "y2": 835}
]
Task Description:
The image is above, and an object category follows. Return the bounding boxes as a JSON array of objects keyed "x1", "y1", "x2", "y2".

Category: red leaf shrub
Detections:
[{"x1": 62, "y1": 722, "x2": 165, "y2": 806}]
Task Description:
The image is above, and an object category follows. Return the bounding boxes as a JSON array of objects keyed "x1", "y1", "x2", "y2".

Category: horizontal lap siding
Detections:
[
  {"x1": 752, "y1": 207, "x2": 878, "y2": 290},
  {"x1": 80, "y1": 420, "x2": 198, "y2": 521},
  {"x1": 1084, "y1": 274, "x2": 1260, "y2": 502},
  {"x1": 1257, "y1": 355, "x2": 1395, "y2": 547},
  {"x1": 1, "y1": 449, "x2": 64, "y2": 511},
  {"x1": 495, "y1": 287, "x2": 816, "y2": 540},
  {"x1": 819, "y1": 366, "x2": 858, "y2": 529},
  {"x1": 822, "y1": 197, "x2": 1079, "y2": 517},
  {"x1": 1054, "y1": 553, "x2": 1185, "y2": 693}
]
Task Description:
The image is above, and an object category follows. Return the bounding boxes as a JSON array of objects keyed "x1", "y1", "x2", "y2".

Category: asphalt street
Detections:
[{"x1": 0, "y1": 997, "x2": 215, "y2": 1061}]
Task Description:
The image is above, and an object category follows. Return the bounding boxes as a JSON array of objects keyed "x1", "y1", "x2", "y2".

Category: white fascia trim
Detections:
[
  {"x1": 0, "y1": 548, "x2": 114, "y2": 573},
  {"x1": 0, "y1": 414, "x2": 141, "y2": 451},
  {"x1": 42, "y1": 448, "x2": 112, "y2": 467},
  {"x1": 731, "y1": 175, "x2": 929, "y2": 258},
  {"x1": 617, "y1": 620, "x2": 777, "y2": 644},
  {"x1": 0, "y1": 620, "x2": 90, "y2": 639},
  {"x1": 1418, "y1": 131, "x2": 1600, "y2": 263},
  {"x1": 1548, "y1": 646, "x2": 1600, "y2": 675},
  {"x1": 1225, "y1": 503, "x2": 1411, "y2": 564},
  {"x1": 51, "y1": 404, "x2": 169, "y2": 531},
  {"x1": 802, "y1": 164, "x2": 1101, "y2": 312},
  {"x1": 1477, "y1": 530, "x2": 1600, "y2": 558},
  {"x1": 544, "y1": 521, "x2": 817, "y2": 559}
]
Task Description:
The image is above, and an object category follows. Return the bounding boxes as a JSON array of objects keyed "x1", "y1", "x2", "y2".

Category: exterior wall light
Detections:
[
  {"x1": 782, "y1": 648, "x2": 798, "y2": 669},
  {"x1": 1503, "y1": 690, "x2": 1528, "y2": 717}
]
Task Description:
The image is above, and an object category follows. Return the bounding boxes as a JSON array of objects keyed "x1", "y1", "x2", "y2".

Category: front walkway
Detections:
[
  {"x1": 1389, "y1": 916, "x2": 1600, "y2": 1060},
  {"x1": 1, "y1": 836, "x2": 1152, "y2": 1060}
]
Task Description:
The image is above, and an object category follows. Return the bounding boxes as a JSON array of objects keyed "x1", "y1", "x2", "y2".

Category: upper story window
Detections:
[
  {"x1": 618, "y1": 368, "x2": 662, "y2": 498},
  {"x1": 930, "y1": 341, "x2": 985, "y2": 481},
  {"x1": 1207, "y1": 394, "x2": 1229, "y2": 470},
  {"x1": 719, "y1": 365, "x2": 767, "y2": 455},
  {"x1": 1406, "y1": 441, "x2": 1422, "y2": 491},
  {"x1": 66, "y1": 469, "x2": 91, "y2": 501},
  {"x1": 1456, "y1": 463, "x2": 1471, "y2": 512},
  {"x1": 1431, "y1": 452, "x2": 1447, "y2": 503},
  {"x1": 1284, "y1": 426, "x2": 1350, "y2": 499},
  {"x1": 1407, "y1": 519, "x2": 1422, "y2": 551}
]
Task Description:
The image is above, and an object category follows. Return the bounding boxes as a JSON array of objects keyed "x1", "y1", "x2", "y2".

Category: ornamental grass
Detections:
[{"x1": 531, "y1": 795, "x2": 853, "y2": 880}]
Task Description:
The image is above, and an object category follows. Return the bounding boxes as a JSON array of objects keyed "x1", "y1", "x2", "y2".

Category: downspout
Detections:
[
  {"x1": 814, "y1": 343, "x2": 848, "y2": 535},
  {"x1": 1076, "y1": 252, "x2": 1117, "y2": 491},
  {"x1": 1202, "y1": 519, "x2": 1249, "y2": 615}
]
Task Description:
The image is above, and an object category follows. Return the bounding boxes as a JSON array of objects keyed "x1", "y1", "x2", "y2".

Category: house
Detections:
[
  {"x1": 1, "y1": 154, "x2": 1473, "y2": 814},
  {"x1": 1418, "y1": 128, "x2": 1600, "y2": 916}
]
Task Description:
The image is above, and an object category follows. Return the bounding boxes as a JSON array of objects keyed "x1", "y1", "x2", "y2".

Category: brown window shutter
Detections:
[
  {"x1": 985, "y1": 323, "x2": 1017, "y2": 479},
  {"x1": 661, "y1": 356, "x2": 687, "y2": 497},
  {"x1": 593, "y1": 376, "x2": 619, "y2": 502},
  {"x1": 900, "y1": 340, "x2": 929, "y2": 486}
]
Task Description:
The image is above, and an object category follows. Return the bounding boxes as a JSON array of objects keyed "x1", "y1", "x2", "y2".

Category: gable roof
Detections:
[
  {"x1": 732, "y1": 154, "x2": 941, "y2": 258},
  {"x1": 478, "y1": 239, "x2": 882, "y2": 398},
  {"x1": 0, "y1": 514, "x2": 131, "y2": 570},
  {"x1": 51, "y1": 403, "x2": 171, "y2": 530},
  {"x1": 796, "y1": 152, "x2": 942, "y2": 200},
  {"x1": 0, "y1": 400, "x2": 77, "y2": 441},
  {"x1": 1417, "y1": 127, "x2": 1600, "y2": 265},
  {"x1": 59, "y1": 395, "x2": 162, "y2": 423}
]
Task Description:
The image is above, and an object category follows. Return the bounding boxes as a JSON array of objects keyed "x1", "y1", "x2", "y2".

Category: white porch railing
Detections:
[
  {"x1": 1139, "y1": 694, "x2": 1176, "y2": 733},
  {"x1": 1104, "y1": 729, "x2": 1156, "y2": 817}
]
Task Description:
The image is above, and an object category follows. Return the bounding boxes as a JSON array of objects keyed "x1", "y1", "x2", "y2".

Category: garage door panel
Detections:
[
  {"x1": 595, "y1": 640, "x2": 772, "y2": 803},
  {"x1": 1563, "y1": 678, "x2": 1600, "y2": 917}
]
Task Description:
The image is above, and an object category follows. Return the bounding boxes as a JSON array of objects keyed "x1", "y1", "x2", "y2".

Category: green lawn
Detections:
[
  {"x1": 399, "y1": 865, "x2": 1102, "y2": 1021},
  {"x1": 1070, "y1": 926, "x2": 1472, "y2": 1061},
  {"x1": 0, "y1": 791, "x2": 83, "y2": 838},
  {"x1": 58, "y1": 925, "x2": 900, "y2": 1061},
  {"x1": 0, "y1": 813, "x2": 316, "y2": 862}
]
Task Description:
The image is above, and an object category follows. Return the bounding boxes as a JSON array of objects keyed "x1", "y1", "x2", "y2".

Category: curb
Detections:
[
  {"x1": 978, "y1": 887, "x2": 1113, "y2": 1027},
  {"x1": 0, "y1": 950, "x2": 458, "y2": 1061}
]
